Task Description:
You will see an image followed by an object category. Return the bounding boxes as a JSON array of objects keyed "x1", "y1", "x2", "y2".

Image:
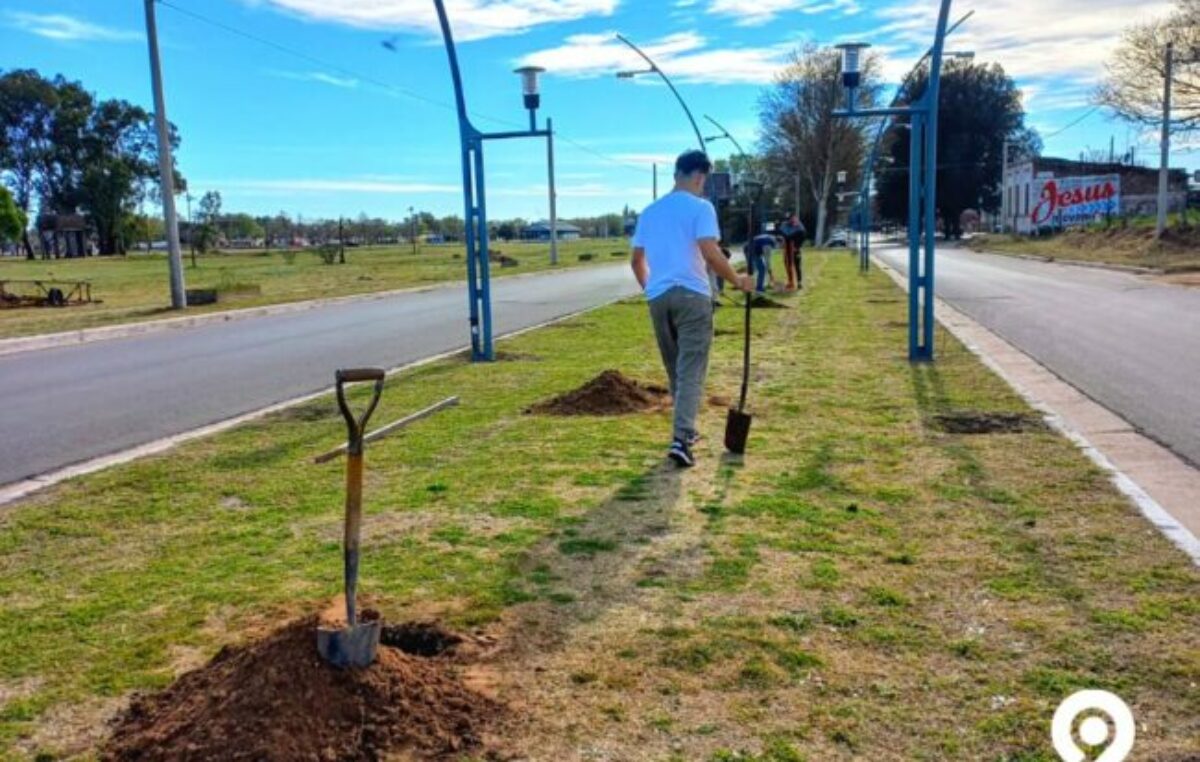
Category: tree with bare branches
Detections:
[
  {"x1": 758, "y1": 45, "x2": 881, "y2": 245},
  {"x1": 1095, "y1": 0, "x2": 1200, "y2": 131}
]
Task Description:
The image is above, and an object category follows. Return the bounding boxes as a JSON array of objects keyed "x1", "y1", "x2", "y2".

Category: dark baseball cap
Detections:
[{"x1": 675, "y1": 150, "x2": 712, "y2": 176}]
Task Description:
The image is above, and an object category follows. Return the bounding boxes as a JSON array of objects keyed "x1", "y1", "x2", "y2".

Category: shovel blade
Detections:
[
  {"x1": 317, "y1": 621, "x2": 381, "y2": 669},
  {"x1": 724, "y1": 408, "x2": 753, "y2": 454}
]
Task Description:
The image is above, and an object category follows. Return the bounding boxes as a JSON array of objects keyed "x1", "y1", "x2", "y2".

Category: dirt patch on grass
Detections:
[
  {"x1": 100, "y1": 615, "x2": 500, "y2": 762},
  {"x1": 527, "y1": 370, "x2": 669, "y2": 416},
  {"x1": 931, "y1": 411, "x2": 1046, "y2": 435},
  {"x1": 749, "y1": 295, "x2": 788, "y2": 309}
]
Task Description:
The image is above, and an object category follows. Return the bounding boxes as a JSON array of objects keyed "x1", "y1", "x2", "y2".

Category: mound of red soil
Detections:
[
  {"x1": 101, "y1": 616, "x2": 498, "y2": 762},
  {"x1": 527, "y1": 370, "x2": 669, "y2": 416}
]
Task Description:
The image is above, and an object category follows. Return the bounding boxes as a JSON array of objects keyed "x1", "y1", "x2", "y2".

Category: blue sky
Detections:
[{"x1": 1, "y1": 0, "x2": 1182, "y2": 221}]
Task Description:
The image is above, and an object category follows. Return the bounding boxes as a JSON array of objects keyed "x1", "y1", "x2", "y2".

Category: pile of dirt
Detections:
[
  {"x1": 932, "y1": 411, "x2": 1046, "y2": 435},
  {"x1": 101, "y1": 615, "x2": 498, "y2": 762},
  {"x1": 527, "y1": 370, "x2": 669, "y2": 416}
]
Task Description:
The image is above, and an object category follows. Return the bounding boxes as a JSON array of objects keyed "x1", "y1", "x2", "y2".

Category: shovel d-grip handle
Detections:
[
  {"x1": 335, "y1": 369, "x2": 386, "y2": 455},
  {"x1": 334, "y1": 368, "x2": 385, "y2": 628}
]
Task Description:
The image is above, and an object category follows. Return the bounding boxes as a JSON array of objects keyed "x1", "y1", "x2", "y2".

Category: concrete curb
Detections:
[
  {"x1": 873, "y1": 256, "x2": 1200, "y2": 566},
  {"x1": 0, "y1": 295, "x2": 630, "y2": 508},
  {"x1": 0, "y1": 262, "x2": 620, "y2": 358}
]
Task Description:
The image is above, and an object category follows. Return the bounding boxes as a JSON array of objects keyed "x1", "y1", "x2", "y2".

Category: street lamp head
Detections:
[
  {"x1": 835, "y1": 42, "x2": 870, "y2": 89},
  {"x1": 513, "y1": 66, "x2": 545, "y2": 110},
  {"x1": 945, "y1": 50, "x2": 975, "y2": 60},
  {"x1": 616, "y1": 68, "x2": 653, "y2": 79}
]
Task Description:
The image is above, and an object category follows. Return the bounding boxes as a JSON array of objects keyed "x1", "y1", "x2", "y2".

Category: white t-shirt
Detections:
[{"x1": 632, "y1": 190, "x2": 721, "y2": 300}]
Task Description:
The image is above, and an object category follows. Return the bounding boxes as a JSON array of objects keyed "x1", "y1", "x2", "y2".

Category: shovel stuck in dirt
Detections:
[
  {"x1": 724, "y1": 293, "x2": 753, "y2": 454},
  {"x1": 318, "y1": 368, "x2": 386, "y2": 669}
]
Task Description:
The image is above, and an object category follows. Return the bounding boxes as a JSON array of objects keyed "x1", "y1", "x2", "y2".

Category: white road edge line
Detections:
[
  {"x1": 0, "y1": 296, "x2": 631, "y2": 508},
  {"x1": 873, "y1": 255, "x2": 1200, "y2": 566}
]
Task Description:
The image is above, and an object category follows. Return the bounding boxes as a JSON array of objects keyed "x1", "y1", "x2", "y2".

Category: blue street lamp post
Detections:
[
  {"x1": 833, "y1": 0, "x2": 954, "y2": 362},
  {"x1": 704, "y1": 115, "x2": 762, "y2": 241},
  {"x1": 432, "y1": 0, "x2": 553, "y2": 362},
  {"x1": 853, "y1": 20, "x2": 974, "y2": 275}
]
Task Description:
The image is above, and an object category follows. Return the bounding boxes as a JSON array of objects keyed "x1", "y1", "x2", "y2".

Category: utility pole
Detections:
[
  {"x1": 547, "y1": 117, "x2": 558, "y2": 265},
  {"x1": 143, "y1": 0, "x2": 186, "y2": 309},
  {"x1": 1157, "y1": 41, "x2": 1174, "y2": 240},
  {"x1": 409, "y1": 206, "x2": 417, "y2": 255},
  {"x1": 653, "y1": 163, "x2": 658, "y2": 200},
  {"x1": 1000, "y1": 139, "x2": 1010, "y2": 234},
  {"x1": 184, "y1": 191, "x2": 196, "y2": 267}
]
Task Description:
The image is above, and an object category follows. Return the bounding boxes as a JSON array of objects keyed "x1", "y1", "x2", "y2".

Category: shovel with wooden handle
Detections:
[
  {"x1": 724, "y1": 293, "x2": 753, "y2": 454},
  {"x1": 317, "y1": 368, "x2": 385, "y2": 669}
]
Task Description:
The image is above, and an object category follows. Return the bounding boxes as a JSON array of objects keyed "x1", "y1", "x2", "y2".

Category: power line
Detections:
[
  {"x1": 1043, "y1": 105, "x2": 1102, "y2": 139},
  {"x1": 155, "y1": 0, "x2": 653, "y2": 175}
]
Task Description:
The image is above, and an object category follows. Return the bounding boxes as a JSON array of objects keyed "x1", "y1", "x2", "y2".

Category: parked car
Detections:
[{"x1": 825, "y1": 229, "x2": 850, "y2": 248}]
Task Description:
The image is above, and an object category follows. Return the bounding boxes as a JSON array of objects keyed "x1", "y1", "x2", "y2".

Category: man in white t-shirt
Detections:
[{"x1": 631, "y1": 150, "x2": 752, "y2": 467}]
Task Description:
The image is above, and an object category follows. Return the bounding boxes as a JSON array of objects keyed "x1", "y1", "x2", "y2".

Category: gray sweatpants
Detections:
[{"x1": 648, "y1": 286, "x2": 714, "y2": 442}]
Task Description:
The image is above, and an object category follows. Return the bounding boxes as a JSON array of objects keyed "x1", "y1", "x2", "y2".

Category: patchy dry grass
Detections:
[
  {"x1": 0, "y1": 253, "x2": 1196, "y2": 760},
  {"x1": 969, "y1": 227, "x2": 1200, "y2": 274},
  {"x1": 0, "y1": 238, "x2": 627, "y2": 339}
]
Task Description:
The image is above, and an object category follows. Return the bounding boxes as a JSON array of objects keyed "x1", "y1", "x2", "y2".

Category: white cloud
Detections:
[
  {"x1": 248, "y1": 0, "x2": 617, "y2": 42},
  {"x1": 264, "y1": 69, "x2": 360, "y2": 89},
  {"x1": 4, "y1": 11, "x2": 141, "y2": 42},
  {"x1": 873, "y1": 0, "x2": 1173, "y2": 87},
  {"x1": 703, "y1": 0, "x2": 860, "y2": 26},
  {"x1": 517, "y1": 31, "x2": 800, "y2": 85}
]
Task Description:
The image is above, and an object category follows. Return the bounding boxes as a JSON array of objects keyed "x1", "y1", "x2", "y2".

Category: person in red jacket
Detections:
[{"x1": 778, "y1": 216, "x2": 806, "y2": 290}]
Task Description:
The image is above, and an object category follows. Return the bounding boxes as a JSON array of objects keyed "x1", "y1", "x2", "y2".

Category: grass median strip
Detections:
[
  {"x1": 0, "y1": 253, "x2": 1196, "y2": 759},
  {"x1": 0, "y1": 239, "x2": 626, "y2": 339}
]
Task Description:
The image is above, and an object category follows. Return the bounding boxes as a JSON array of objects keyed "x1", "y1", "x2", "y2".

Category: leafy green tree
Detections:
[
  {"x1": 224, "y1": 213, "x2": 264, "y2": 241},
  {"x1": 0, "y1": 186, "x2": 25, "y2": 245},
  {"x1": 439, "y1": 215, "x2": 465, "y2": 241},
  {"x1": 0, "y1": 70, "x2": 57, "y2": 257},
  {"x1": 0, "y1": 69, "x2": 182, "y2": 256},
  {"x1": 195, "y1": 191, "x2": 222, "y2": 253},
  {"x1": 876, "y1": 60, "x2": 1037, "y2": 238}
]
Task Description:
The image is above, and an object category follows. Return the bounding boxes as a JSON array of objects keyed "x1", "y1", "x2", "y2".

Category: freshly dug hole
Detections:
[
  {"x1": 101, "y1": 616, "x2": 498, "y2": 762},
  {"x1": 932, "y1": 411, "x2": 1046, "y2": 435},
  {"x1": 527, "y1": 370, "x2": 669, "y2": 416}
]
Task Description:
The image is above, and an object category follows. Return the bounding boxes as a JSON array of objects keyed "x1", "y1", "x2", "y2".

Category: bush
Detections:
[
  {"x1": 280, "y1": 250, "x2": 298, "y2": 265},
  {"x1": 314, "y1": 244, "x2": 341, "y2": 265}
]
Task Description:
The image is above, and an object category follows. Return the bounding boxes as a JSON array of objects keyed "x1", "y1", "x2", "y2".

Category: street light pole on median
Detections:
[
  {"x1": 615, "y1": 35, "x2": 706, "y2": 154},
  {"x1": 833, "y1": 0, "x2": 957, "y2": 362},
  {"x1": 143, "y1": 0, "x2": 186, "y2": 309},
  {"x1": 547, "y1": 117, "x2": 559, "y2": 264},
  {"x1": 429, "y1": 2, "x2": 555, "y2": 361}
]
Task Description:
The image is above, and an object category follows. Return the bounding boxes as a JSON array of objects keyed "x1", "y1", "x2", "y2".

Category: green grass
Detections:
[
  {"x1": 0, "y1": 252, "x2": 1197, "y2": 759},
  {"x1": 0, "y1": 238, "x2": 627, "y2": 339}
]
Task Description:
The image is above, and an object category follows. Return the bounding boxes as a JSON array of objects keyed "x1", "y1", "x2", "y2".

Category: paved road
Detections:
[
  {"x1": 0, "y1": 264, "x2": 641, "y2": 486},
  {"x1": 876, "y1": 242, "x2": 1200, "y2": 467}
]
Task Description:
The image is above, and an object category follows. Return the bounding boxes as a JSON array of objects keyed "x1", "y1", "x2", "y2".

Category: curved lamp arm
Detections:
[{"x1": 616, "y1": 34, "x2": 706, "y2": 152}]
